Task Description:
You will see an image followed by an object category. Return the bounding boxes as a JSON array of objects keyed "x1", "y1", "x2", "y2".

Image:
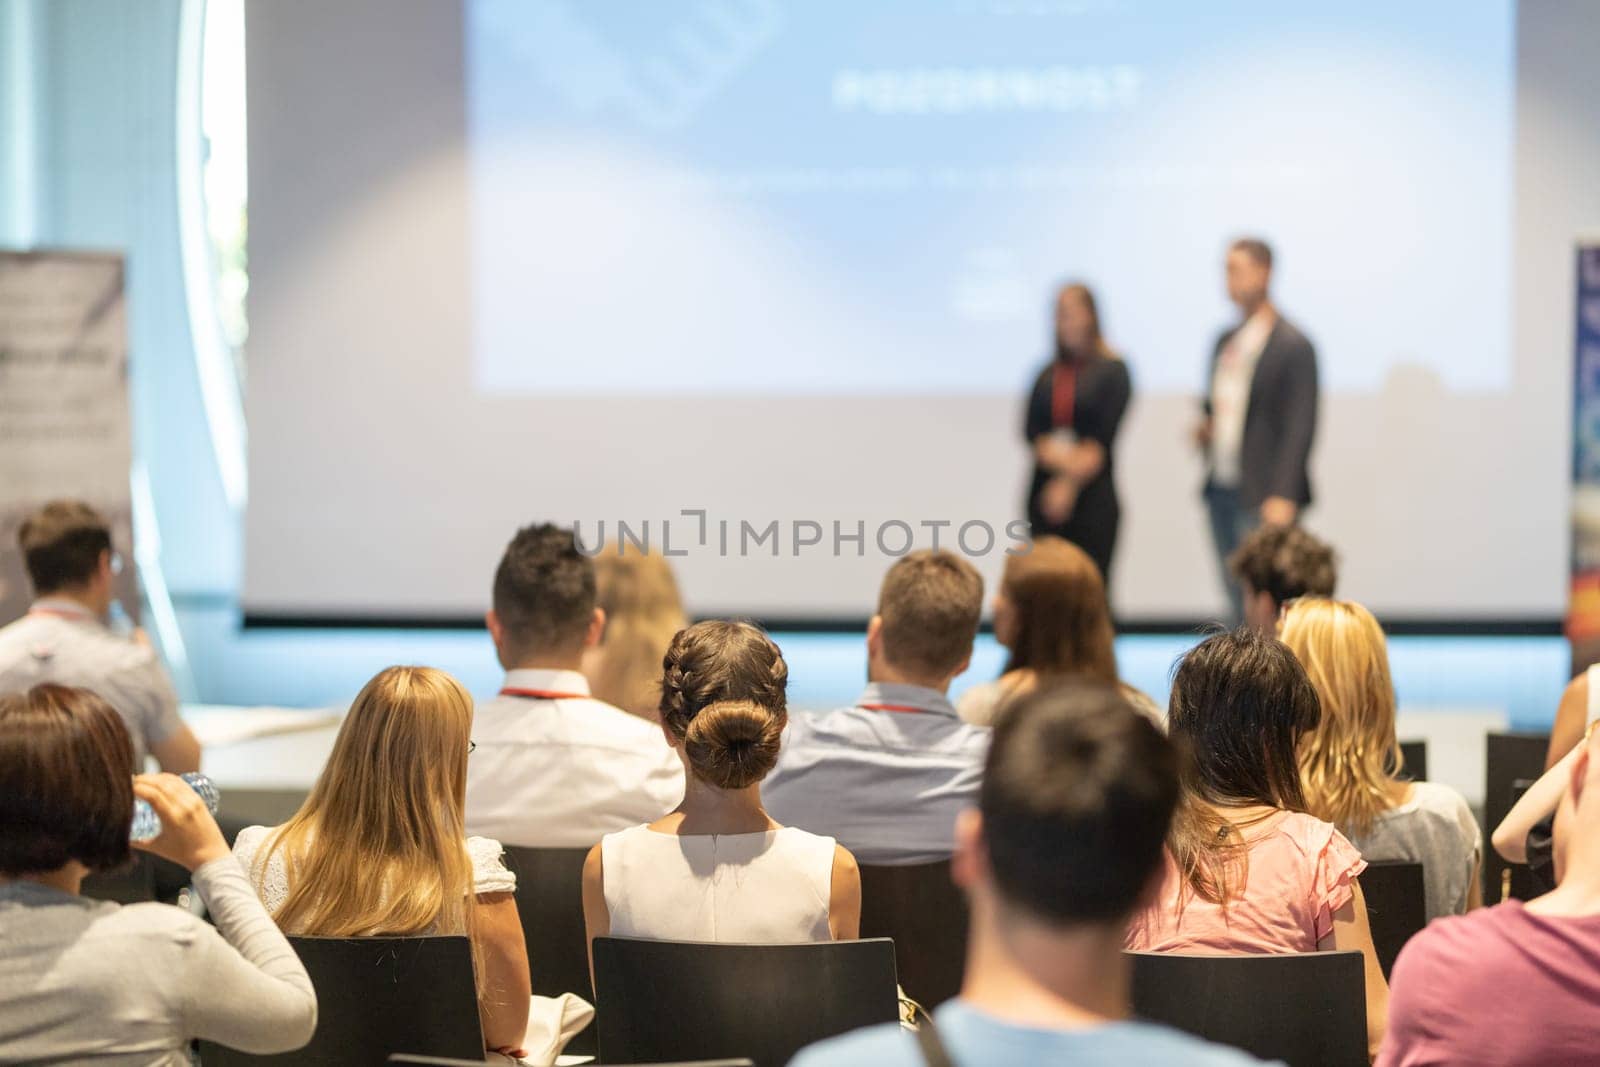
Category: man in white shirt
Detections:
[
  {"x1": 0, "y1": 501, "x2": 200, "y2": 772},
  {"x1": 1195, "y1": 238, "x2": 1320, "y2": 621},
  {"x1": 763, "y1": 550, "x2": 990, "y2": 866},
  {"x1": 465, "y1": 523, "x2": 684, "y2": 848}
]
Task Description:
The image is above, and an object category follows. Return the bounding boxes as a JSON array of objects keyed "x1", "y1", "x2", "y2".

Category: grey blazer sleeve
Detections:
[{"x1": 1267, "y1": 332, "x2": 1319, "y2": 503}]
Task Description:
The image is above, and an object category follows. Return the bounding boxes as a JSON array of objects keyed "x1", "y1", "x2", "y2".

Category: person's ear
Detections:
[
  {"x1": 585, "y1": 607, "x2": 606, "y2": 649},
  {"x1": 865, "y1": 615, "x2": 883, "y2": 658},
  {"x1": 950, "y1": 808, "x2": 986, "y2": 892},
  {"x1": 951, "y1": 650, "x2": 973, "y2": 683},
  {"x1": 485, "y1": 609, "x2": 504, "y2": 650}
]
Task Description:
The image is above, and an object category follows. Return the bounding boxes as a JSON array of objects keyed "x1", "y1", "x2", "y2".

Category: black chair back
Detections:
[
  {"x1": 1396, "y1": 739, "x2": 1428, "y2": 782},
  {"x1": 1128, "y1": 950, "x2": 1367, "y2": 1067},
  {"x1": 1484, "y1": 732, "x2": 1549, "y2": 903},
  {"x1": 858, "y1": 860, "x2": 967, "y2": 1009},
  {"x1": 81, "y1": 854, "x2": 156, "y2": 904},
  {"x1": 500, "y1": 846, "x2": 595, "y2": 1052},
  {"x1": 1359, "y1": 861, "x2": 1427, "y2": 979},
  {"x1": 200, "y1": 936, "x2": 482, "y2": 1066},
  {"x1": 593, "y1": 936, "x2": 899, "y2": 1067}
]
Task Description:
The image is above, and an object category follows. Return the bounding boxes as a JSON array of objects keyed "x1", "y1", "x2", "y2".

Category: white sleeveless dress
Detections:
[{"x1": 600, "y1": 824, "x2": 836, "y2": 943}]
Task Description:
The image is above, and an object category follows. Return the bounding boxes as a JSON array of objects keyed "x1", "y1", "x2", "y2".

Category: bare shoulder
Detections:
[
  {"x1": 581, "y1": 842, "x2": 604, "y2": 886},
  {"x1": 831, "y1": 843, "x2": 860, "y2": 882}
]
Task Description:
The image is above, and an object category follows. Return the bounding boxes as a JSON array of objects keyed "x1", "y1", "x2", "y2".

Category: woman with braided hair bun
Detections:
[{"x1": 581, "y1": 620, "x2": 860, "y2": 965}]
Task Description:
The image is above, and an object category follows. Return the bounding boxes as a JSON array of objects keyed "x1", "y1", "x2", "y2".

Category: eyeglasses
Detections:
[{"x1": 468, "y1": 740, "x2": 477, "y2": 754}]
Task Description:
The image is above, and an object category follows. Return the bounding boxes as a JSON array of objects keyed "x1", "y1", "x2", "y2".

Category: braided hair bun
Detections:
[{"x1": 659, "y1": 621, "x2": 787, "y2": 790}]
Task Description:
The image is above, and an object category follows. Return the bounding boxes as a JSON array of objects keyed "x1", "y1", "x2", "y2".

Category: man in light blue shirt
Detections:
[
  {"x1": 764, "y1": 550, "x2": 989, "y2": 866},
  {"x1": 789, "y1": 685, "x2": 1272, "y2": 1067}
]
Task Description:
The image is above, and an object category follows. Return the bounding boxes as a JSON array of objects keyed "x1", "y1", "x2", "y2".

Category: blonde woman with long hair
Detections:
[
  {"x1": 582, "y1": 545, "x2": 688, "y2": 721},
  {"x1": 232, "y1": 666, "x2": 532, "y2": 1057},
  {"x1": 1280, "y1": 598, "x2": 1481, "y2": 919}
]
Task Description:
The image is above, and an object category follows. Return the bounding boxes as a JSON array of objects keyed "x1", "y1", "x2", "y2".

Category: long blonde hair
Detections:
[
  {"x1": 255, "y1": 666, "x2": 477, "y2": 937},
  {"x1": 1279, "y1": 599, "x2": 1400, "y2": 838},
  {"x1": 587, "y1": 546, "x2": 687, "y2": 720}
]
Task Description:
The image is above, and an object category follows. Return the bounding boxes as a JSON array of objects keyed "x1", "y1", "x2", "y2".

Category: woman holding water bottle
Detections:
[
  {"x1": 1023, "y1": 282, "x2": 1133, "y2": 583},
  {"x1": 0, "y1": 683, "x2": 317, "y2": 1062}
]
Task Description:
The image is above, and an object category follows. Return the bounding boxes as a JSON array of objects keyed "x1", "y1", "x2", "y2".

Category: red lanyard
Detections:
[
  {"x1": 499, "y1": 687, "x2": 588, "y2": 700},
  {"x1": 29, "y1": 606, "x2": 94, "y2": 622},
  {"x1": 1051, "y1": 361, "x2": 1077, "y2": 430},
  {"x1": 859, "y1": 702, "x2": 929, "y2": 714}
]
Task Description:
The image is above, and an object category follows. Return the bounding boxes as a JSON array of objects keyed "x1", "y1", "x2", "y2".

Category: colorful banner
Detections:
[
  {"x1": 1567, "y1": 239, "x2": 1600, "y2": 669},
  {"x1": 0, "y1": 251, "x2": 137, "y2": 625}
]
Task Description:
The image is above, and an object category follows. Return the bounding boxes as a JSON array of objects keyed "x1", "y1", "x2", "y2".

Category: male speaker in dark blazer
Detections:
[{"x1": 1195, "y1": 237, "x2": 1319, "y2": 621}]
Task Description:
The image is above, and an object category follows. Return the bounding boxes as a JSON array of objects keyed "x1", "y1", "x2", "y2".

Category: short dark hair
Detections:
[
  {"x1": 0, "y1": 684, "x2": 135, "y2": 876},
  {"x1": 659, "y1": 620, "x2": 788, "y2": 790},
  {"x1": 981, "y1": 682, "x2": 1179, "y2": 923},
  {"x1": 877, "y1": 550, "x2": 983, "y2": 678},
  {"x1": 1230, "y1": 237, "x2": 1274, "y2": 270},
  {"x1": 18, "y1": 500, "x2": 112, "y2": 595},
  {"x1": 1228, "y1": 525, "x2": 1337, "y2": 608},
  {"x1": 491, "y1": 524, "x2": 596, "y2": 659}
]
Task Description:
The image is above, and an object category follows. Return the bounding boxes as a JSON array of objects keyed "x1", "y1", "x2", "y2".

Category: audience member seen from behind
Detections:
[
  {"x1": 956, "y1": 536, "x2": 1163, "y2": 727},
  {"x1": 1125, "y1": 628, "x2": 1388, "y2": 1057},
  {"x1": 764, "y1": 550, "x2": 991, "y2": 865},
  {"x1": 1280, "y1": 598, "x2": 1481, "y2": 919},
  {"x1": 0, "y1": 500, "x2": 201, "y2": 772},
  {"x1": 791, "y1": 683, "x2": 1264, "y2": 1067},
  {"x1": 466, "y1": 523, "x2": 683, "y2": 848},
  {"x1": 581, "y1": 544, "x2": 688, "y2": 722},
  {"x1": 1380, "y1": 722, "x2": 1600, "y2": 1066},
  {"x1": 0, "y1": 685, "x2": 315, "y2": 1062},
  {"x1": 233, "y1": 666, "x2": 531, "y2": 1058},
  {"x1": 583, "y1": 621, "x2": 860, "y2": 964},
  {"x1": 1227, "y1": 523, "x2": 1337, "y2": 634}
]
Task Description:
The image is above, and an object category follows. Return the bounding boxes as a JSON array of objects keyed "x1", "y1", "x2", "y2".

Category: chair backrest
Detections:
[
  {"x1": 593, "y1": 936, "x2": 899, "y2": 1067},
  {"x1": 500, "y1": 846, "x2": 591, "y2": 996},
  {"x1": 80, "y1": 854, "x2": 156, "y2": 905},
  {"x1": 1359, "y1": 861, "x2": 1426, "y2": 979},
  {"x1": 1397, "y1": 739, "x2": 1428, "y2": 782},
  {"x1": 1483, "y1": 732, "x2": 1550, "y2": 903},
  {"x1": 857, "y1": 860, "x2": 967, "y2": 1009},
  {"x1": 499, "y1": 845, "x2": 595, "y2": 1053},
  {"x1": 1128, "y1": 950, "x2": 1367, "y2": 1067},
  {"x1": 200, "y1": 936, "x2": 483, "y2": 1066}
]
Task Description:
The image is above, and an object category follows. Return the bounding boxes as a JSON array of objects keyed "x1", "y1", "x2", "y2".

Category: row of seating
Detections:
[
  {"x1": 103, "y1": 730, "x2": 1551, "y2": 1065},
  {"x1": 197, "y1": 933, "x2": 1378, "y2": 1067}
]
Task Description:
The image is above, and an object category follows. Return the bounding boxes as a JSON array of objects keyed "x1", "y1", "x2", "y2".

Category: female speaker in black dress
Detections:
[{"x1": 1023, "y1": 283, "x2": 1132, "y2": 581}]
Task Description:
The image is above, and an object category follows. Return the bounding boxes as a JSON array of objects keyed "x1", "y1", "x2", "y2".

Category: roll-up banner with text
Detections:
[
  {"x1": 1567, "y1": 239, "x2": 1600, "y2": 671},
  {"x1": 0, "y1": 251, "x2": 138, "y2": 625}
]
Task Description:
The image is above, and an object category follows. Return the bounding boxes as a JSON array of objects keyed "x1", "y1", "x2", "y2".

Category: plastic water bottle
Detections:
[{"x1": 130, "y1": 773, "x2": 221, "y2": 842}]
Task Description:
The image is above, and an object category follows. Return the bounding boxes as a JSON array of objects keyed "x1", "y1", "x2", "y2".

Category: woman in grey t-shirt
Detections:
[
  {"x1": 0, "y1": 684, "x2": 316, "y2": 1064},
  {"x1": 1281, "y1": 599, "x2": 1482, "y2": 919}
]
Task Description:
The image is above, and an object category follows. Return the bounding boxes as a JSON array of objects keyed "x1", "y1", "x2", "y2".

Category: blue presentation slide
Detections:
[{"x1": 468, "y1": 0, "x2": 1512, "y2": 395}]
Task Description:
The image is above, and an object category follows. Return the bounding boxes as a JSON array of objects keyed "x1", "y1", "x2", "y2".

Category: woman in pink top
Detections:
[{"x1": 1125, "y1": 628, "x2": 1389, "y2": 1057}]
